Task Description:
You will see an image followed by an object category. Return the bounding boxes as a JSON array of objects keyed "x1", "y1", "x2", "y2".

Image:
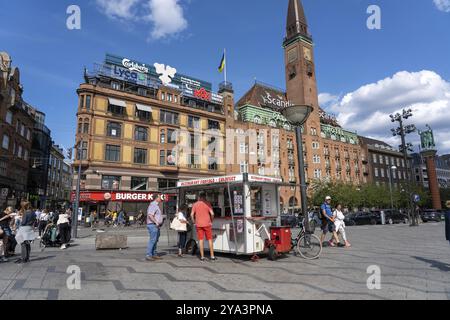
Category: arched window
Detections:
[{"x1": 254, "y1": 116, "x2": 262, "y2": 124}]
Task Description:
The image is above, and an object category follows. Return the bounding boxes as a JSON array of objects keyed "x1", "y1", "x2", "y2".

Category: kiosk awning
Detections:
[
  {"x1": 108, "y1": 98, "x2": 126, "y2": 107},
  {"x1": 136, "y1": 104, "x2": 153, "y2": 113}
]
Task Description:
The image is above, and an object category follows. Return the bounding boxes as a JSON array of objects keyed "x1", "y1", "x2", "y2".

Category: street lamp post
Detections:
[
  {"x1": 281, "y1": 104, "x2": 313, "y2": 233},
  {"x1": 388, "y1": 165, "x2": 397, "y2": 213},
  {"x1": 72, "y1": 138, "x2": 83, "y2": 239},
  {"x1": 390, "y1": 109, "x2": 417, "y2": 226}
]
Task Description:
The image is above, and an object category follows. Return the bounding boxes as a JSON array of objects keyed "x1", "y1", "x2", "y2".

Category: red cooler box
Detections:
[{"x1": 270, "y1": 227, "x2": 292, "y2": 253}]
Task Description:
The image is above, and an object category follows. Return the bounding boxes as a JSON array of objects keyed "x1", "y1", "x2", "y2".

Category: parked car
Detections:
[
  {"x1": 371, "y1": 209, "x2": 409, "y2": 225},
  {"x1": 344, "y1": 213, "x2": 358, "y2": 226},
  {"x1": 280, "y1": 214, "x2": 301, "y2": 228},
  {"x1": 421, "y1": 209, "x2": 444, "y2": 223}
]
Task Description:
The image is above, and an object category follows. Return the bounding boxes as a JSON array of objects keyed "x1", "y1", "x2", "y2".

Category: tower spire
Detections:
[{"x1": 286, "y1": 0, "x2": 309, "y2": 40}]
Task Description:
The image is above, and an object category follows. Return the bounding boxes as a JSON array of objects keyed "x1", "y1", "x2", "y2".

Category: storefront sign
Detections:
[
  {"x1": 177, "y1": 175, "x2": 243, "y2": 187},
  {"x1": 260, "y1": 91, "x2": 294, "y2": 110},
  {"x1": 122, "y1": 58, "x2": 149, "y2": 74},
  {"x1": 71, "y1": 191, "x2": 172, "y2": 202},
  {"x1": 248, "y1": 175, "x2": 283, "y2": 184}
]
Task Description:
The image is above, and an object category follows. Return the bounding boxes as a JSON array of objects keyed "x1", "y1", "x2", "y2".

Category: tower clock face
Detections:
[{"x1": 303, "y1": 47, "x2": 312, "y2": 61}]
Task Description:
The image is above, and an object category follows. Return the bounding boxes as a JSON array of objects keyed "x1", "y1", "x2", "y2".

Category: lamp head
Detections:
[{"x1": 280, "y1": 105, "x2": 313, "y2": 126}]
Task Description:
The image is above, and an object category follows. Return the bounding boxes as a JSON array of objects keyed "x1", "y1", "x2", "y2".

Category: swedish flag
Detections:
[{"x1": 218, "y1": 53, "x2": 226, "y2": 73}]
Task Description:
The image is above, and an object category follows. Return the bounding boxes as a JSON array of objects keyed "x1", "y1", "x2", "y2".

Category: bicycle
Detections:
[{"x1": 291, "y1": 220, "x2": 322, "y2": 260}]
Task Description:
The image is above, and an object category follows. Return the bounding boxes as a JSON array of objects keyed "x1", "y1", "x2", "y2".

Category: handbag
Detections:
[{"x1": 170, "y1": 217, "x2": 187, "y2": 232}]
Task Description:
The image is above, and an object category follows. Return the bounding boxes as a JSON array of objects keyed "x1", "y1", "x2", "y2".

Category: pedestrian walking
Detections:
[
  {"x1": 145, "y1": 195, "x2": 164, "y2": 261},
  {"x1": 0, "y1": 228, "x2": 8, "y2": 262},
  {"x1": 15, "y1": 201, "x2": 36, "y2": 264},
  {"x1": 57, "y1": 210, "x2": 71, "y2": 250},
  {"x1": 175, "y1": 205, "x2": 189, "y2": 257},
  {"x1": 319, "y1": 196, "x2": 340, "y2": 247},
  {"x1": 0, "y1": 207, "x2": 14, "y2": 258},
  {"x1": 191, "y1": 191, "x2": 216, "y2": 262},
  {"x1": 333, "y1": 204, "x2": 351, "y2": 248}
]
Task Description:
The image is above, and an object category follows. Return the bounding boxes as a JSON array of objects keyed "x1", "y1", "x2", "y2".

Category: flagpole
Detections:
[{"x1": 224, "y1": 48, "x2": 227, "y2": 84}]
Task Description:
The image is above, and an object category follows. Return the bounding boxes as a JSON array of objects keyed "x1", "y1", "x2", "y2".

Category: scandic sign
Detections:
[{"x1": 70, "y1": 192, "x2": 172, "y2": 202}]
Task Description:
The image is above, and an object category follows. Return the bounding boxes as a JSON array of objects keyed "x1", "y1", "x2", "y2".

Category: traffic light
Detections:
[{"x1": 68, "y1": 148, "x2": 73, "y2": 160}]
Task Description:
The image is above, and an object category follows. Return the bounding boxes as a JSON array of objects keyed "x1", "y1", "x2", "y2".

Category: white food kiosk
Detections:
[{"x1": 176, "y1": 173, "x2": 285, "y2": 256}]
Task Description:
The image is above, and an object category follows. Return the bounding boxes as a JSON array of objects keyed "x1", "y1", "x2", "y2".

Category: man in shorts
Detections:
[
  {"x1": 320, "y1": 196, "x2": 340, "y2": 247},
  {"x1": 191, "y1": 191, "x2": 216, "y2": 262}
]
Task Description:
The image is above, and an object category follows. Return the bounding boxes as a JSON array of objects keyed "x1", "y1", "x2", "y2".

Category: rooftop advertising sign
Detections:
[{"x1": 105, "y1": 53, "x2": 212, "y2": 91}]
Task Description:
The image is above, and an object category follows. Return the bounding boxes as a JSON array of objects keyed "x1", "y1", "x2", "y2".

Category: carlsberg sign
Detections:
[{"x1": 122, "y1": 58, "x2": 149, "y2": 74}]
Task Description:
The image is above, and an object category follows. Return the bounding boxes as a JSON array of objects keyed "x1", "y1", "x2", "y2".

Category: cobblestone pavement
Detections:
[{"x1": 0, "y1": 222, "x2": 449, "y2": 300}]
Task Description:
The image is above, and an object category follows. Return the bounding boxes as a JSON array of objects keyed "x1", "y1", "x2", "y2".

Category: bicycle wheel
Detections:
[{"x1": 296, "y1": 233, "x2": 322, "y2": 260}]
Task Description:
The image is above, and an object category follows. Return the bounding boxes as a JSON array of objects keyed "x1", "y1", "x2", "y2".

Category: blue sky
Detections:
[{"x1": 1, "y1": 0, "x2": 450, "y2": 153}]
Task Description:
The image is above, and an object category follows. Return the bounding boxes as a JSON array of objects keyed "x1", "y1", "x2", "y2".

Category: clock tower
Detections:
[{"x1": 283, "y1": 0, "x2": 320, "y2": 126}]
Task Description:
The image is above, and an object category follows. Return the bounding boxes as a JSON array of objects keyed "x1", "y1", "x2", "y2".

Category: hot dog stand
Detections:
[{"x1": 177, "y1": 173, "x2": 293, "y2": 258}]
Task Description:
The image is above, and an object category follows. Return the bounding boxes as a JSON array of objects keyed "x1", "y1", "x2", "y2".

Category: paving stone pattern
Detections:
[{"x1": 0, "y1": 223, "x2": 449, "y2": 300}]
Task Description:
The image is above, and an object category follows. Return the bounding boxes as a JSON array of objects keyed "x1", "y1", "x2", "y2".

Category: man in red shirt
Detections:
[{"x1": 191, "y1": 191, "x2": 216, "y2": 261}]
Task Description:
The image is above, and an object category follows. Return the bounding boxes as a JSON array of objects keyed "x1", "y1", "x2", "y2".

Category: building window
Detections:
[
  {"x1": 160, "y1": 130, "x2": 165, "y2": 144},
  {"x1": 137, "y1": 88, "x2": 147, "y2": 96},
  {"x1": 158, "y1": 178, "x2": 178, "y2": 190},
  {"x1": 102, "y1": 176, "x2": 121, "y2": 190},
  {"x1": 167, "y1": 129, "x2": 177, "y2": 144},
  {"x1": 208, "y1": 157, "x2": 218, "y2": 170},
  {"x1": 160, "y1": 110, "x2": 179, "y2": 125},
  {"x1": 161, "y1": 93, "x2": 165, "y2": 101},
  {"x1": 108, "y1": 102, "x2": 125, "y2": 115},
  {"x1": 208, "y1": 120, "x2": 220, "y2": 130},
  {"x1": 167, "y1": 93, "x2": 173, "y2": 102},
  {"x1": 312, "y1": 141, "x2": 320, "y2": 149},
  {"x1": 254, "y1": 116, "x2": 262, "y2": 124},
  {"x1": 131, "y1": 177, "x2": 148, "y2": 191},
  {"x1": 240, "y1": 161, "x2": 248, "y2": 173},
  {"x1": 188, "y1": 115, "x2": 200, "y2": 129},
  {"x1": 81, "y1": 142, "x2": 88, "y2": 160},
  {"x1": 134, "y1": 148, "x2": 147, "y2": 164},
  {"x1": 111, "y1": 82, "x2": 120, "y2": 90},
  {"x1": 380, "y1": 168, "x2": 385, "y2": 178},
  {"x1": 105, "y1": 145, "x2": 120, "y2": 162},
  {"x1": 313, "y1": 155, "x2": 321, "y2": 164},
  {"x1": 79, "y1": 95, "x2": 85, "y2": 109},
  {"x1": 160, "y1": 150, "x2": 165, "y2": 166},
  {"x1": 107, "y1": 122, "x2": 122, "y2": 138},
  {"x1": 314, "y1": 169, "x2": 322, "y2": 179},
  {"x1": 167, "y1": 150, "x2": 176, "y2": 166},
  {"x1": 310, "y1": 128, "x2": 317, "y2": 136},
  {"x1": 374, "y1": 168, "x2": 379, "y2": 177},
  {"x1": 373, "y1": 154, "x2": 377, "y2": 163},
  {"x1": 135, "y1": 126, "x2": 148, "y2": 141},
  {"x1": 2, "y1": 135, "x2": 9, "y2": 150},
  {"x1": 240, "y1": 142, "x2": 248, "y2": 154},
  {"x1": 83, "y1": 122, "x2": 89, "y2": 134},
  {"x1": 5, "y1": 111, "x2": 13, "y2": 125},
  {"x1": 85, "y1": 96, "x2": 91, "y2": 110}
]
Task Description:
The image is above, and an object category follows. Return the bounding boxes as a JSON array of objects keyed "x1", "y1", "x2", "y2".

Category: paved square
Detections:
[{"x1": 0, "y1": 222, "x2": 449, "y2": 300}]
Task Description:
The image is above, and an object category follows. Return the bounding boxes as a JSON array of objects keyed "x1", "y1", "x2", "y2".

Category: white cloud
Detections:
[
  {"x1": 326, "y1": 70, "x2": 450, "y2": 154},
  {"x1": 143, "y1": 0, "x2": 188, "y2": 40},
  {"x1": 95, "y1": 0, "x2": 188, "y2": 39},
  {"x1": 95, "y1": 0, "x2": 140, "y2": 20},
  {"x1": 318, "y1": 93, "x2": 339, "y2": 108},
  {"x1": 434, "y1": 0, "x2": 450, "y2": 12}
]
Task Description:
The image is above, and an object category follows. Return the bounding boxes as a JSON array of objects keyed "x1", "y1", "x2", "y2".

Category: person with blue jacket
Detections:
[{"x1": 320, "y1": 196, "x2": 340, "y2": 247}]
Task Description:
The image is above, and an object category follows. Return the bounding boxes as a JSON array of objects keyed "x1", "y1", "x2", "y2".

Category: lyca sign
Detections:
[{"x1": 122, "y1": 58, "x2": 149, "y2": 74}]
